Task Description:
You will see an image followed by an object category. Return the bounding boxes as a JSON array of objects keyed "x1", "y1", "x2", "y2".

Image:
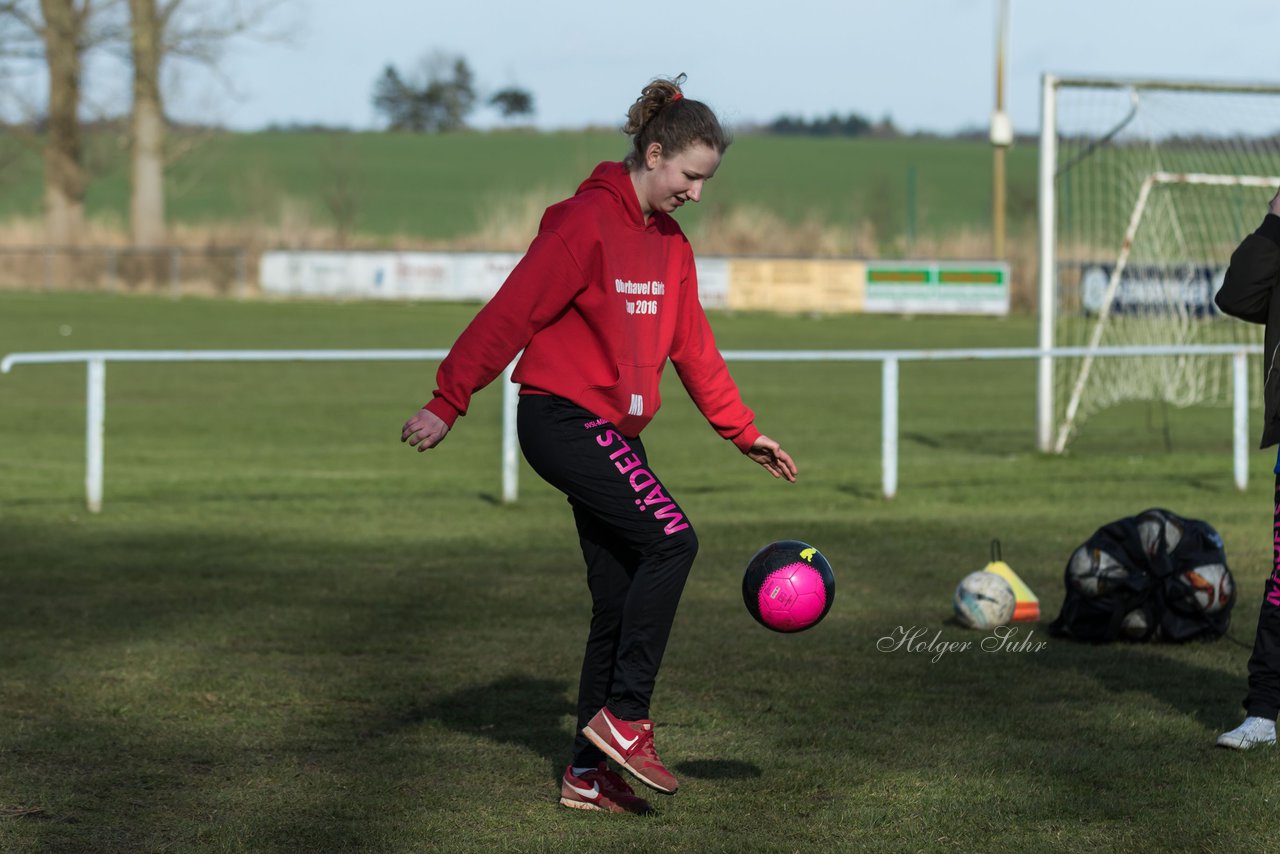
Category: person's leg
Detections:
[
  {"x1": 557, "y1": 509, "x2": 656, "y2": 814},
  {"x1": 570, "y1": 503, "x2": 636, "y2": 767},
  {"x1": 1219, "y1": 473, "x2": 1280, "y2": 748},
  {"x1": 569, "y1": 435, "x2": 696, "y2": 794},
  {"x1": 1243, "y1": 473, "x2": 1280, "y2": 719},
  {"x1": 580, "y1": 508, "x2": 696, "y2": 794},
  {"x1": 517, "y1": 396, "x2": 624, "y2": 768},
  {"x1": 607, "y1": 517, "x2": 698, "y2": 720}
]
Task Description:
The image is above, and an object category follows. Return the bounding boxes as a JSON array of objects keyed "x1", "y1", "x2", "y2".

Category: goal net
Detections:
[{"x1": 1038, "y1": 77, "x2": 1280, "y2": 452}]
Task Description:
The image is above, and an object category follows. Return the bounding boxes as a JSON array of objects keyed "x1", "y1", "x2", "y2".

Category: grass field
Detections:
[
  {"x1": 0, "y1": 131, "x2": 1038, "y2": 248},
  {"x1": 2, "y1": 292, "x2": 1278, "y2": 852}
]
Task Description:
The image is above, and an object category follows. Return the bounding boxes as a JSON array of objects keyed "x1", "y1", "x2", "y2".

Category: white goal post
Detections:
[{"x1": 1037, "y1": 75, "x2": 1280, "y2": 452}]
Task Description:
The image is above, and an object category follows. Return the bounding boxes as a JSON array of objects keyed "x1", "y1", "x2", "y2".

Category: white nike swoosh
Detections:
[
  {"x1": 567, "y1": 781, "x2": 600, "y2": 800},
  {"x1": 604, "y1": 716, "x2": 639, "y2": 750}
]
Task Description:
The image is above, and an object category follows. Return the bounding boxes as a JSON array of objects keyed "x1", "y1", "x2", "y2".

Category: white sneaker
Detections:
[{"x1": 1216, "y1": 716, "x2": 1277, "y2": 750}]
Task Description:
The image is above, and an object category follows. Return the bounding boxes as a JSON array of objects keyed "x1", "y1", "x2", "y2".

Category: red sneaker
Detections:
[
  {"x1": 558, "y1": 763, "x2": 653, "y2": 814},
  {"x1": 582, "y1": 707, "x2": 679, "y2": 794}
]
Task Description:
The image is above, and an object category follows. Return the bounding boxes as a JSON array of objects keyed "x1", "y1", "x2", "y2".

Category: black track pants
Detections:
[
  {"x1": 517, "y1": 394, "x2": 698, "y2": 764},
  {"x1": 1245, "y1": 475, "x2": 1280, "y2": 719}
]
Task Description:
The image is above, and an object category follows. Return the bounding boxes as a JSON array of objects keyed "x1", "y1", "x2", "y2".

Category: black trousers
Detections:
[
  {"x1": 517, "y1": 394, "x2": 698, "y2": 765},
  {"x1": 1245, "y1": 474, "x2": 1280, "y2": 718}
]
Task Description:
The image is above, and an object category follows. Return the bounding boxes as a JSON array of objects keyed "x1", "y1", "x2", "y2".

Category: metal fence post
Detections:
[
  {"x1": 502, "y1": 360, "x2": 519, "y2": 503},
  {"x1": 882, "y1": 357, "x2": 899, "y2": 500},
  {"x1": 86, "y1": 359, "x2": 105, "y2": 513}
]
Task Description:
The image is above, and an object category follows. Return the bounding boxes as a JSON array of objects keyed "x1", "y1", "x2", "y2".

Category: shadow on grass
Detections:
[
  {"x1": 423, "y1": 674, "x2": 573, "y2": 779},
  {"x1": 833, "y1": 483, "x2": 884, "y2": 500},
  {"x1": 902, "y1": 431, "x2": 943, "y2": 449},
  {"x1": 1038, "y1": 634, "x2": 1248, "y2": 731}
]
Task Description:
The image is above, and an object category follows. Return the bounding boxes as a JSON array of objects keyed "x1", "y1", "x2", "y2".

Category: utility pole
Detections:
[{"x1": 991, "y1": 0, "x2": 1012, "y2": 259}]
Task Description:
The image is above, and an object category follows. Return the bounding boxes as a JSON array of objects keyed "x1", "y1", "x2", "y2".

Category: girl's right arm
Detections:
[{"x1": 419, "y1": 231, "x2": 585, "y2": 430}]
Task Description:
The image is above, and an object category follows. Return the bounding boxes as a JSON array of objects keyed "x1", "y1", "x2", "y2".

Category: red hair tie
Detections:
[{"x1": 671, "y1": 92, "x2": 683, "y2": 102}]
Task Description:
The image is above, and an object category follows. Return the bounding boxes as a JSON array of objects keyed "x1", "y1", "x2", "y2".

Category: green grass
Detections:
[
  {"x1": 1, "y1": 292, "x2": 1277, "y2": 852},
  {"x1": 0, "y1": 131, "x2": 1038, "y2": 243}
]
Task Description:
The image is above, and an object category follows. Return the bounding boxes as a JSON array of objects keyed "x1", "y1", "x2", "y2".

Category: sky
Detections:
[{"x1": 17, "y1": 0, "x2": 1280, "y2": 135}]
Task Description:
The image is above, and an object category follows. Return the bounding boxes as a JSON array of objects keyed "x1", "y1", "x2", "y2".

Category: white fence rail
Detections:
[{"x1": 1, "y1": 345, "x2": 1263, "y2": 512}]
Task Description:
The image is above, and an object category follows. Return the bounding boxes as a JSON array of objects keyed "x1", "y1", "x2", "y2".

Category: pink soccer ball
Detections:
[{"x1": 742, "y1": 540, "x2": 835, "y2": 633}]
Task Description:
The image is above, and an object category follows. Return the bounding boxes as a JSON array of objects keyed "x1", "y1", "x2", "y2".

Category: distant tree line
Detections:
[
  {"x1": 371, "y1": 53, "x2": 534, "y2": 133},
  {"x1": 766, "y1": 112, "x2": 900, "y2": 138}
]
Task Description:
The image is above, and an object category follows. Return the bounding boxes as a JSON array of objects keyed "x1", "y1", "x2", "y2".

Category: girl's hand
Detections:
[
  {"x1": 402, "y1": 408, "x2": 450, "y2": 452},
  {"x1": 747, "y1": 435, "x2": 797, "y2": 482}
]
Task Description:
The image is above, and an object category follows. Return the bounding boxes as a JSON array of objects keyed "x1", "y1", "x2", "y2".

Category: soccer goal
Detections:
[{"x1": 1037, "y1": 76, "x2": 1280, "y2": 452}]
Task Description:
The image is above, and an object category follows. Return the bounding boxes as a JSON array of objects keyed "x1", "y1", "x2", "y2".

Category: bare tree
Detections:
[
  {"x1": 318, "y1": 132, "x2": 359, "y2": 247},
  {"x1": 125, "y1": 0, "x2": 161, "y2": 245},
  {"x1": 0, "y1": 8, "x2": 36, "y2": 196},
  {"x1": 0, "y1": 1, "x2": 110, "y2": 244},
  {"x1": 124, "y1": 0, "x2": 283, "y2": 247},
  {"x1": 41, "y1": 1, "x2": 88, "y2": 243}
]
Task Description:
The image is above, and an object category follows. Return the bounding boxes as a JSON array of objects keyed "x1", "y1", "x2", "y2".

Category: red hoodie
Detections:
[{"x1": 424, "y1": 161, "x2": 761, "y2": 452}]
